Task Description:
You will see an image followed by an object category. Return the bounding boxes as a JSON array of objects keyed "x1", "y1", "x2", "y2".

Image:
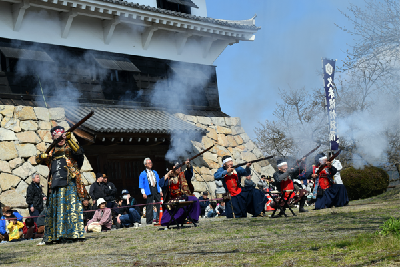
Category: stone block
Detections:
[
  {"x1": 9, "y1": 158, "x2": 23, "y2": 169},
  {"x1": 15, "y1": 106, "x2": 37, "y2": 120},
  {"x1": 201, "y1": 136, "x2": 215, "y2": 149},
  {"x1": 202, "y1": 174, "x2": 215, "y2": 182},
  {"x1": 1, "y1": 117, "x2": 21, "y2": 132},
  {"x1": 83, "y1": 172, "x2": 96, "y2": 185},
  {"x1": 16, "y1": 208, "x2": 29, "y2": 218},
  {"x1": 81, "y1": 156, "x2": 93, "y2": 172},
  {"x1": 0, "y1": 173, "x2": 21, "y2": 190},
  {"x1": 252, "y1": 163, "x2": 262, "y2": 174},
  {"x1": 246, "y1": 141, "x2": 257, "y2": 152},
  {"x1": 13, "y1": 162, "x2": 36, "y2": 180},
  {"x1": 36, "y1": 164, "x2": 49, "y2": 178},
  {"x1": 206, "y1": 128, "x2": 218, "y2": 141},
  {"x1": 234, "y1": 135, "x2": 244, "y2": 145},
  {"x1": 185, "y1": 115, "x2": 197, "y2": 124},
  {"x1": 231, "y1": 127, "x2": 245, "y2": 136},
  {"x1": 191, "y1": 181, "x2": 207, "y2": 193},
  {"x1": 36, "y1": 142, "x2": 47, "y2": 152},
  {"x1": 253, "y1": 148, "x2": 264, "y2": 158},
  {"x1": 241, "y1": 151, "x2": 257, "y2": 162},
  {"x1": 38, "y1": 121, "x2": 52, "y2": 130},
  {"x1": 204, "y1": 160, "x2": 220, "y2": 169},
  {"x1": 0, "y1": 160, "x2": 11, "y2": 173},
  {"x1": 203, "y1": 152, "x2": 218, "y2": 163},
  {"x1": 39, "y1": 176, "x2": 48, "y2": 195},
  {"x1": 217, "y1": 134, "x2": 229, "y2": 147},
  {"x1": 0, "y1": 189, "x2": 28, "y2": 208},
  {"x1": 28, "y1": 156, "x2": 37, "y2": 166},
  {"x1": 16, "y1": 181, "x2": 29, "y2": 197},
  {"x1": 225, "y1": 117, "x2": 241, "y2": 126},
  {"x1": 0, "y1": 128, "x2": 17, "y2": 141},
  {"x1": 20, "y1": 120, "x2": 38, "y2": 131},
  {"x1": 37, "y1": 130, "x2": 52, "y2": 143},
  {"x1": 228, "y1": 147, "x2": 242, "y2": 162},
  {"x1": 236, "y1": 145, "x2": 246, "y2": 151},
  {"x1": 261, "y1": 165, "x2": 276, "y2": 176},
  {"x1": 81, "y1": 175, "x2": 89, "y2": 186},
  {"x1": 16, "y1": 144, "x2": 37, "y2": 158},
  {"x1": 211, "y1": 117, "x2": 226, "y2": 126},
  {"x1": 191, "y1": 140, "x2": 205, "y2": 151},
  {"x1": 215, "y1": 146, "x2": 231, "y2": 157},
  {"x1": 226, "y1": 135, "x2": 238, "y2": 147},
  {"x1": 240, "y1": 133, "x2": 250, "y2": 143},
  {"x1": 0, "y1": 105, "x2": 14, "y2": 117},
  {"x1": 58, "y1": 121, "x2": 70, "y2": 130},
  {"x1": 33, "y1": 107, "x2": 50, "y2": 121},
  {"x1": 197, "y1": 116, "x2": 212, "y2": 125},
  {"x1": 49, "y1": 108, "x2": 65, "y2": 121},
  {"x1": 0, "y1": 142, "x2": 18, "y2": 161},
  {"x1": 195, "y1": 123, "x2": 207, "y2": 129},
  {"x1": 216, "y1": 125, "x2": 232, "y2": 134},
  {"x1": 200, "y1": 166, "x2": 211, "y2": 176},
  {"x1": 16, "y1": 131, "x2": 41, "y2": 144}
]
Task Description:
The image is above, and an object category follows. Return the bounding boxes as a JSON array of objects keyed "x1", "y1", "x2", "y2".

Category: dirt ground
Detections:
[{"x1": 1, "y1": 189, "x2": 400, "y2": 267}]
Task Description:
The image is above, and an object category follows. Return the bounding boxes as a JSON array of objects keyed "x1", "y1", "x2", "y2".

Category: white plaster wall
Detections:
[
  {"x1": 0, "y1": 4, "x2": 227, "y2": 65},
  {"x1": 191, "y1": 0, "x2": 207, "y2": 17}
]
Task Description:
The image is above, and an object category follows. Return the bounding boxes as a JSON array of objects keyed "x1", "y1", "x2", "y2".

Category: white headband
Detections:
[
  {"x1": 319, "y1": 156, "x2": 327, "y2": 162},
  {"x1": 277, "y1": 162, "x2": 287, "y2": 168},
  {"x1": 223, "y1": 158, "x2": 233, "y2": 164}
]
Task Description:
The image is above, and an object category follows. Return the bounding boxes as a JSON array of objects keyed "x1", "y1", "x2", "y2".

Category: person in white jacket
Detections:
[{"x1": 329, "y1": 152, "x2": 343, "y2": 184}]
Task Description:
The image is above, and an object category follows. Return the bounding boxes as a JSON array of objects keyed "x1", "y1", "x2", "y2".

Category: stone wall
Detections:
[
  {"x1": 0, "y1": 105, "x2": 96, "y2": 217},
  {"x1": 175, "y1": 113, "x2": 275, "y2": 197}
]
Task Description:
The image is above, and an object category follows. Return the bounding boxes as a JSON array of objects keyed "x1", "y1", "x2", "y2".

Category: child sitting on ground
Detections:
[
  {"x1": 7, "y1": 215, "x2": 24, "y2": 241},
  {"x1": 23, "y1": 218, "x2": 37, "y2": 240},
  {"x1": 205, "y1": 202, "x2": 218, "y2": 218}
]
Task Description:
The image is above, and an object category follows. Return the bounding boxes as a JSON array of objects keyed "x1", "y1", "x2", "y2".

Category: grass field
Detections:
[{"x1": 1, "y1": 189, "x2": 400, "y2": 267}]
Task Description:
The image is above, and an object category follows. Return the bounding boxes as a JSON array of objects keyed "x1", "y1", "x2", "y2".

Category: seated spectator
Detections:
[
  {"x1": 82, "y1": 198, "x2": 95, "y2": 227},
  {"x1": 114, "y1": 196, "x2": 141, "y2": 228},
  {"x1": 7, "y1": 215, "x2": 24, "y2": 242},
  {"x1": 205, "y1": 202, "x2": 218, "y2": 218},
  {"x1": 0, "y1": 206, "x2": 23, "y2": 242},
  {"x1": 244, "y1": 175, "x2": 256, "y2": 187},
  {"x1": 217, "y1": 201, "x2": 226, "y2": 216},
  {"x1": 87, "y1": 198, "x2": 112, "y2": 232},
  {"x1": 199, "y1": 192, "x2": 209, "y2": 217},
  {"x1": 215, "y1": 179, "x2": 226, "y2": 199},
  {"x1": 129, "y1": 193, "x2": 141, "y2": 215},
  {"x1": 36, "y1": 208, "x2": 46, "y2": 239},
  {"x1": 23, "y1": 218, "x2": 38, "y2": 240}
]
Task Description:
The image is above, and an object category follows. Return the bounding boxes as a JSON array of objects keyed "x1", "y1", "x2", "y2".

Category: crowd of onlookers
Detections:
[{"x1": 0, "y1": 171, "x2": 299, "y2": 243}]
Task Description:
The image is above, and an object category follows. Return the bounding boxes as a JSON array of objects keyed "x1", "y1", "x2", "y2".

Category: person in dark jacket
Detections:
[
  {"x1": 26, "y1": 173, "x2": 44, "y2": 223},
  {"x1": 36, "y1": 207, "x2": 46, "y2": 238},
  {"x1": 82, "y1": 198, "x2": 95, "y2": 228},
  {"x1": 103, "y1": 174, "x2": 117, "y2": 209},
  {"x1": 244, "y1": 175, "x2": 256, "y2": 187},
  {"x1": 89, "y1": 173, "x2": 106, "y2": 206},
  {"x1": 114, "y1": 195, "x2": 141, "y2": 228},
  {"x1": 198, "y1": 192, "x2": 209, "y2": 217}
]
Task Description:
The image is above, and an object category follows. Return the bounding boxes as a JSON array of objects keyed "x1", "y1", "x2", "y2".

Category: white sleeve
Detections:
[{"x1": 141, "y1": 189, "x2": 145, "y2": 195}]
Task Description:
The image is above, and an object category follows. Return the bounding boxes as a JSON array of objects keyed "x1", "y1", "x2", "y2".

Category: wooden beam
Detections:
[
  {"x1": 142, "y1": 26, "x2": 158, "y2": 50},
  {"x1": 175, "y1": 33, "x2": 192, "y2": 55},
  {"x1": 103, "y1": 16, "x2": 121, "y2": 45},
  {"x1": 61, "y1": 10, "x2": 78, "y2": 39},
  {"x1": 12, "y1": 0, "x2": 30, "y2": 32}
]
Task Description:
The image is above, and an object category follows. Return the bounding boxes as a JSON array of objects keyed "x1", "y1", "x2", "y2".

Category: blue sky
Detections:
[{"x1": 206, "y1": 0, "x2": 363, "y2": 139}]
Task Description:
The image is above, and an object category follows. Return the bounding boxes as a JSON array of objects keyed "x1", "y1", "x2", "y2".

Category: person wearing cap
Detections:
[
  {"x1": 272, "y1": 158, "x2": 309, "y2": 214},
  {"x1": 26, "y1": 173, "x2": 45, "y2": 223},
  {"x1": 139, "y1": 158, "x2": 162, "y2": 225},
  {"x1": 199, "y1": 192, "x2": 210, "y2": 217},
  {"x1": 89, "y1": 173, "x2": 107, "y2": 205},
  {"x1": 114, "y1": 193, "x2": 141, "y2": 228},
  {"x1": 103, "y1": 174, "x2": 117, "y2": 208},
  {"x1": 310, "y1": 153, "x2": 349, "y2": 210},
  {"x1": 86, "y1": 198, "x2": 112, "y2": 232},
  {"x1": 0, "y1": 206, "x2": 23, "y2": 242},
  {"x1": 36, "y1": 126, "x2": 86, "y2": 244},
  {"x1": 214, "y1": 156, "x2": 265, "y2": 218}
]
